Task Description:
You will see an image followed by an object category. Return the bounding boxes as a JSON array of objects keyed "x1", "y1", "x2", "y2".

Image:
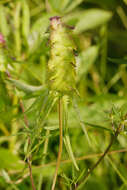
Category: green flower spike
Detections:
[{"x1": 48, "y1": 16, "x2": 76, "y2": 95}]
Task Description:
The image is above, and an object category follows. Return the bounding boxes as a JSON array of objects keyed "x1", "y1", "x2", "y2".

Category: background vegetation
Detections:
[{"x1": 0, "y1": 0, "x2": 127, "y2": 189}]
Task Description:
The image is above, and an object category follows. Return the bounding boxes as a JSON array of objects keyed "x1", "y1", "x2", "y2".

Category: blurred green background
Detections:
[{"x1": 0, "y1": 0, "x2": 127, "y2": 189}]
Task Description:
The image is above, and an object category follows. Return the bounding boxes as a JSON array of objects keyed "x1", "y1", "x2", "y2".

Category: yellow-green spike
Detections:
[{"x1": 48, "y1": 16, "x2": 76, "y2": 95}]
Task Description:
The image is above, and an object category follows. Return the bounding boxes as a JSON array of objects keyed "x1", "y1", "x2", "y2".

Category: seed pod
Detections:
[{"x1": 48, "y1": 16, "x2": 76, "y2": 95}]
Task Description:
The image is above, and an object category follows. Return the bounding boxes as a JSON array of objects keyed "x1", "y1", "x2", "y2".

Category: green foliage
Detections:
[
  {"x1": 74, "y1": 9, "x2": 112, "y2": 34},
  {"x1": 0, "y1": 0, "x2": 127, "y2": 190},
  {"x1": 0, "y1": 148, "x2": 24, "y2": 170}
]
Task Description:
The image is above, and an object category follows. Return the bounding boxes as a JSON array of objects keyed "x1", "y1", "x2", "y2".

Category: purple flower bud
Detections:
[
  {"x1": 49, "y1": 16, "x2": 61, "y2": 30},
  {"x1": 0, "y1": 33, "x2": 5, "y2": 44},
  {"x1": 49, "y1": 16, "x2": 61, "y2": 21}
]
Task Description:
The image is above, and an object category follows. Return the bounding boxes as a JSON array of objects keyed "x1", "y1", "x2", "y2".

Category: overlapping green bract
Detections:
[{"x1": 48, "y1": 16, "x2": 76, "y2": 95}]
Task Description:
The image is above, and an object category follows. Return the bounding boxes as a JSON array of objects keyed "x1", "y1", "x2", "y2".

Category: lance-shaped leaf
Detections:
[
  {"x1": 74, "y1": 9, "x2": 112, "y2": 34},
  {"x1": 7, "y1": 78, "x2": 45, "y2": 93},
  {"x1": 108, "y1": 57, "x2": 127, "y2": 65},
  {"x1": 0, "y1": 5, "x2": 10, "y2": 36},
  {"x1": 21, "y1": 0, "x2": 30, "y2": 39},
  {"x1": 64, "y1": 135, "x2": 79, "y2": 171}
]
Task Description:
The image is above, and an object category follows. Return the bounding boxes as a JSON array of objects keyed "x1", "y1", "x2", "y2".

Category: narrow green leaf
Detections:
[
  {"x1": 7, "y1": 78, "x2": 45, "y2": 93},
  {"x1": 64, "y1": 0, "x2": 84, "y2": 13},
  {"x1": 77, "y1": 46, "x2": 98, "y2": 80},
  {"x1": 22, "y1": 0, "x2": 30, "y2": 39},
  {"x1": 48, "y1": 0, "x2": 62, "y2": 11},
  {"x1": 44, "y1": 125, "x2": 59, "y2": 130},
  {"x1": 73, "y1": 100, "x2": 92, "y2": 146},
  {"x1": 74, "y1": 9, "x2": 112, "y2": 34},
  {"x1": 108, "y1": 57, "x2": 127, "y2": 64},
  {"x1": 28, "y1": 13, "x2": 54, "y2": 53},
  {"x1": 0, "y1": 5, "x2": 9, "y2": 36},
  {"x1": 84, "y1": 122, "x2": 113, "y2": 133},
  {"x1": 64, "y1": 135, "x2": 79, "y2": 171}
]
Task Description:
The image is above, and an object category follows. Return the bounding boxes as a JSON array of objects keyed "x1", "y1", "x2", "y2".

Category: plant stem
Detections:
[
  {"x1": 76, "y1": 124, "x2": 122, "y2": 190},
  {"x1": 38, "y1": 129, "x2": 50, "y2": 190},
  {"x1": 14, "y1": 1, "x2": 21, "y2": 59},
  {"x1": 19, "y1": 100, "x2": 36, "y2": 190},
  {"x1": 107, "y1": 156, "x2": 127, "y2": 186},
  {"x1": 9, "y1": 95, "x2": 18, "y2": 153},
  {"x1": 12, "y1": 148, "x2": 127, "y2": 185},
  {"x1": 27, "y1": 154, "x2": 36, "y2": 190},
  {"x1": 51, "y1": 98, "x2": 63, "y2": 190}
]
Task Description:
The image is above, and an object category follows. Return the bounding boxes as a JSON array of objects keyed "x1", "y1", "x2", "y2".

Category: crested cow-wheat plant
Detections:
[
  {"x1": 47, "y1": 16, "x2": 91, "y2": 189},
  {"x1": 7, "y1": 16, "x2": 90, "y2": 189},
  {"x1": 1, "y1": 0, "x2": 127, "y2": 189},
  {"x1": 6, "y1": 16, "x2": 82, "y2": 190},
  {"x1": 48, "y1": 16, "x2": 78, "y2": 190}
]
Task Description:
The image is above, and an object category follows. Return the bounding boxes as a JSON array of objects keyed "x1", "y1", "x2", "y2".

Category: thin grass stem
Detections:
[
  {"x1": 19, "y1": 100, "x2": 36, "y2": 190},
  {"x1": 38, "y1": 130, "x2": 50, "y2": 190},
  {"x1": 51, "y1": 98, "x2": 63, "y2": 190}
]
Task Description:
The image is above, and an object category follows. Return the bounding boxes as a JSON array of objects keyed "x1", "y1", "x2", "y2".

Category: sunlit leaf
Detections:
[
  {"x1": 74, "y1": 9, "x2": 112, "y2": 34},
  {"x1": 0, "y1": 148, "x2": 24, "y2": 170},
  {"x1": 77, "y1": 46, "x2": 99, "y2": 80}
]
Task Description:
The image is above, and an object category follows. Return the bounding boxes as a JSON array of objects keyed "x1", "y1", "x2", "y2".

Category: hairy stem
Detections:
[
  {"x1": 76, "y1": 124, "x2": 122, "y2": 190},
  {"x1": 51, "y1": 98, "x2": 63, "y2": 190},
  {"x1": 19, "y1": 100, "x2": 36, "y2": 190}
]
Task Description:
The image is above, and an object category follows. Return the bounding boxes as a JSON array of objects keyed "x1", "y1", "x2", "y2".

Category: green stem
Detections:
[
  {"x1": 19, "y1": 100, "x2": 36, "y2": 190},
  {"x1": 9, "y1": 95, "x2": 18, "y2": 152},
  {"x1": 38, "y1": 130, "x2": 50, "y2": 190},
  {"x1": 76, "y1": 124, "x2": 122, "y2": 190},
  {"x1": 14, "y1": 1, "x2": 21, "y2": 58},
  {"x1": 107, "y1": 156, "x2": 127, "y2": 186},
  {"x1": 100, "y1": 24, "x2": 107, "y2": 81},
  {"x1": 51, "y1": 98, "x2": 63, "y2": 190}
]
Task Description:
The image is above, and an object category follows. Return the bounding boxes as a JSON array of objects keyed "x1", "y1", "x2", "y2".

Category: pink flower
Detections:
[{"x1": 0, "y1": 33, "x2": 5, "y2": 44}]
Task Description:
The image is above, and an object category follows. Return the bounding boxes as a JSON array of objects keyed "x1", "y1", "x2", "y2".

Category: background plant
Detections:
[{"x1": 0, "y1": 0, "x2": 127, "y2": 190}]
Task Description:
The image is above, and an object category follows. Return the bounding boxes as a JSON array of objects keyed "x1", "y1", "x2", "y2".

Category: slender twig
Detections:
[
  {"x1": 35, "y1": 148, "x2": 127, "y2": 168},
  {"x1": 76, "y1": 124, "x2": 122, "y2": 190},
  {"x1": 7, "y1": 148, "x2": 127, "y2": 185},
  {"x1": 19, "y1": 100, "x2": 36, "y2": 190},
  {"x1": 51, "y1": 98, "x2": 63, "y2": 190}
]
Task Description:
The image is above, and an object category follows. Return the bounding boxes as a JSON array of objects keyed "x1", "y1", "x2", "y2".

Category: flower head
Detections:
[{"x1": 48, "y1": 16, "x2": 76, "y2": 95}]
